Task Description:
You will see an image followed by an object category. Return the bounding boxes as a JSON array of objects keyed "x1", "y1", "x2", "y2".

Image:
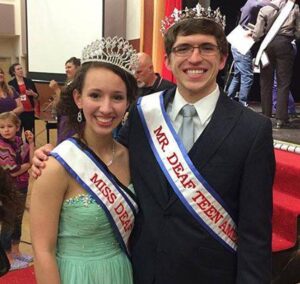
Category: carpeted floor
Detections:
[
  {"x1": 271, "y1": 148, "x2": 300, "y2": 284},
  {"x1": 0, "y1": 266, "x2": 36, "y2": 284},
  {"x1": 272, "y1": 149, "x2": 300, "y2": 252}
]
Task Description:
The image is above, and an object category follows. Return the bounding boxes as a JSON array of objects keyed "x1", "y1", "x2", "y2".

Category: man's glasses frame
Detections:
[{"x1": 172, "y1": 43, "x2": 219, "y2": 57}]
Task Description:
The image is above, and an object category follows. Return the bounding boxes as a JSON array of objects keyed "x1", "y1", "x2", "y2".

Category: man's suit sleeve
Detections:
[
  {"x1": 236, "y1": 118, "x2": 275, "y2": 283},
  {"x1": 117, "y1": 109, "x2": 133, "y2": 148}
]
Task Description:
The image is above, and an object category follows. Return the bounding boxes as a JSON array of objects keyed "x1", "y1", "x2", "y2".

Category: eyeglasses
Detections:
[{"x1": 172, "y1": 43, "x2": 219, "y2": 57}]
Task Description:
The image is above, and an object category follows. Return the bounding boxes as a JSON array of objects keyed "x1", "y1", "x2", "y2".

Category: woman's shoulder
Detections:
[{"x1": 42, "y1": 156, "x2": 70, "y2": 180}]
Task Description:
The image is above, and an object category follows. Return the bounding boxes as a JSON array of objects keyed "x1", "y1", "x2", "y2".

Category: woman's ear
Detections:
[{"x1": 73, "y1": 89, "x2": 82, "y2": 109}]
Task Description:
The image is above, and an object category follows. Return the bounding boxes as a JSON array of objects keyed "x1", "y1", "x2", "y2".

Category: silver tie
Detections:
[{"x1": 178, "y1": 104, "x2": 197, "y2": 152}]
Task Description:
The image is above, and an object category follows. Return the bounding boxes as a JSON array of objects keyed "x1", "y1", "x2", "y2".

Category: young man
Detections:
[
  {"x1": 32, "y1": 5, "x2": 275, "y2": 284},
  {"x1": 119, "y1": 5, "x2": 274, "y2": 284}
]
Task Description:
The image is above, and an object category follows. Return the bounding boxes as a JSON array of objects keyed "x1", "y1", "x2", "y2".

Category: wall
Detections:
[
  {"x1": 104, "y1": 0, "x2": 126, "y2": 37},
  {"x1": 126, "y1": 0, "x2": 141, "y2": 41},
  {"x1": 0, "y1": 0, "x2": 26, "y2": 76},
  {"x1": 126, "y1": 0, "x2": 141, "y2": 51},
  {"x1": 0, "y1": 0, "x2": 143, "y2": 104}
]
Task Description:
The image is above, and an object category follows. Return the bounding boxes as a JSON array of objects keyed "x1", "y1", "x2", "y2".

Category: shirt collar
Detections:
[{"x1": 170, "y1": 86, "x2": 220, "y2": 124}]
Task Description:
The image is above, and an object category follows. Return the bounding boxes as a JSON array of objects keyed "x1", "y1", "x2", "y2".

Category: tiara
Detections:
[
  {"x1": 161, "y1": 4, "x2": 226, "y2": 35},
  {"x1": 81, "y1": 37, "x2": 138, "y2": 75}
]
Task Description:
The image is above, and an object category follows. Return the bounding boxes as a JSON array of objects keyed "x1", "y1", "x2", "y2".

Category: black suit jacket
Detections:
[{"x1": 119, "y1": 88, "x2": 275, "y2": 284}]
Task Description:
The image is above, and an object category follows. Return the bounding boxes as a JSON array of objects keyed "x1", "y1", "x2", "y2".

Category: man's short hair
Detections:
[{"x1": 164, "y1": 18, "x2": 228, "y2": 58}]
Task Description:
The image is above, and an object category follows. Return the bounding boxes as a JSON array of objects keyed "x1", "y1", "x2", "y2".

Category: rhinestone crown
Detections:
[
  {"x1": 81, "y1": 37, "x2": 138, "y2": 75},
  {"x1": 161, "y1": 4, "x2": 226, "y2": 35}
]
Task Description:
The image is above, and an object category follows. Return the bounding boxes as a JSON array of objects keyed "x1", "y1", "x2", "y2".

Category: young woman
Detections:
[
  {"x1": 30, "y1": 37, "x2": 138, "y2": 284},
  {"x1": 0, "y1": 112, "x2": 34, "y2": 270},
  {"x1": 0, "y1": 67, "x2": 23, "y2": 115},
  {"x1": 8, "y1": 63, "x2": 39, "y2": 135}
]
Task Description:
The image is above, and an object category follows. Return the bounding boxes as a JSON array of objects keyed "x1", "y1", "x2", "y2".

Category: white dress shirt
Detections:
[{"x1": 166, "y1": 86, "x2": 220, "y2": 142}]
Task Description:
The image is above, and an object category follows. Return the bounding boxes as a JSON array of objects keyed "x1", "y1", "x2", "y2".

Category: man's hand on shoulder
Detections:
[{"x1": 31, "y1": 144, "x2": 54, "y2": 178}]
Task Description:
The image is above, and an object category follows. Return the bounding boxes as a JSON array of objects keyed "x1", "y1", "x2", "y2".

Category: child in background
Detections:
[{"x1": 0, "y1": 112, "x2": 34, "y2": 270}]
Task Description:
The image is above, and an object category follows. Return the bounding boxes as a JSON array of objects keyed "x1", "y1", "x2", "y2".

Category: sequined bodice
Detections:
[{"x1": 56, "y1": 194, "x2": 121, "y2": 259}]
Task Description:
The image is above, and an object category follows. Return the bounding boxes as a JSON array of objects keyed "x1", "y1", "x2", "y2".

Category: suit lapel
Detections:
[{"x1": 191, "y1": 92, "x2": 242, "y2": 169}]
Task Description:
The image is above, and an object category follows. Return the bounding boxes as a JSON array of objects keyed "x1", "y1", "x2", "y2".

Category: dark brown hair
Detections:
[
  {"x1": 56, "y1": 61, "x2": 137, "y2": 137},
  {"x1": 8, "y1": 63, "x2": 21, "y2": 77},
  {"x1": 65, "y1": 57, "x2": 81, "y2": 67},
  {"x1": 164, "y1": 18, "x2": 228, "y2": 58}
]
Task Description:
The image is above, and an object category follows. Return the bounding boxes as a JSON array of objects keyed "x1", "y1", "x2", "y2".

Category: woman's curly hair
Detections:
[{"x1": 56, "y1": 61, "x2": 137, "y2": 139}]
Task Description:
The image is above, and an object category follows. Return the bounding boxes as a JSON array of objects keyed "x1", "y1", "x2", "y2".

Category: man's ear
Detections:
[
  {"x1": 73, "y1": 89, "x2": 82, "y2": 109},
  {"x1": 164, "y1": 54, "x2": 172, "y2": 71},
  {"x1": 219, "y1": 54, "x2": 228, "y2": 71}
]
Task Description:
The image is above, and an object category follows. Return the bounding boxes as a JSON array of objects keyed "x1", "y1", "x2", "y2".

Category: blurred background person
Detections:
[
  {"x1": 135, "y1": 52, "x2": 176, "y2": 98},
  {"x1": 227, "y1": 0, "x2": 271, "y2": 107},
  {"x1": 272, "y1": 39, "x2": 298, "y2": 118},
  {"x1": 0, "y1": 67, "x2": 23, "y2": 116},
  {"x1": 8, "y1": 63, "x2": 39, "y2": 135},
  {"x1": 252, "y1": 0, "x2": 300, "y2": 128},
  {"x1": 49, "y1": 57, "x2": 81, "y2": 144},
  {"x1": 119, "y1": 52, "x2": 176, "y2": 138},
  {"x1": 49, "y1": 57, "x2": 81, "y2": 102},
  {"x1": 272, "y1": 73, "x2": 297, "y2": 117},
  {"x1": 0, "y1": 112, "x2": 34, "y2": 270}
]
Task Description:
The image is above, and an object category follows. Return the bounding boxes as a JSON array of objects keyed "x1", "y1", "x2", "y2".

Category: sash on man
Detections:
[{"x1": 137, "y1": 92, "x2": 238, "y2": 252}]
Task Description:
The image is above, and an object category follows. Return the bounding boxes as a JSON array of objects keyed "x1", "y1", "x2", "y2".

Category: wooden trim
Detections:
[
  {"x1": 129, "y1": 39, "x2": 140, "y2": 52},
  {"x1": 152, "y1": 0, "x2": 165, "y2": 73},
  {"x1": 142, "y1": 0, "x2": 154, "y2": 55},
  {"x1": 139, "y1": 0, "x2": 144, "y2": 51}
]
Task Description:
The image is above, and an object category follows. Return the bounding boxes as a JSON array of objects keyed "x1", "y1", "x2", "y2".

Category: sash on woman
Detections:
[
  {"x1": 137, "y1": 92, "x2": 237, "y2": 252},
  {"x1": 50, "y1": 137, "x2": 138, "y2": 257}
]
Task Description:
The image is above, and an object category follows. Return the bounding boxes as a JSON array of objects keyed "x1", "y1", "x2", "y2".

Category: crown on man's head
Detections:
[
  {"x1": 81, "y1": 37, "x2": 138, "y2": 75},
  {"x1": 161, "y1": 4, "x2": 226, "y2": 35}
]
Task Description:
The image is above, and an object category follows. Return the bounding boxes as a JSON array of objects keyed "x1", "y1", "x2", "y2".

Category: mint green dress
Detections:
[{"x1": 56, "y1": 194, "x2": 133, "y2": 284}]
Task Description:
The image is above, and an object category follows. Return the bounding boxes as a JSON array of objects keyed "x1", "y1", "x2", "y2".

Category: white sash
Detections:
[
  {"x1": 137, "y1": 92, "x2": 237, "y2": 252},
  {"x1": 51, "y1": 138, "x2": 138, "y2": 256},
  {"x1": 254, "y1": 0, "x2": 295, "y2": 70}
]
